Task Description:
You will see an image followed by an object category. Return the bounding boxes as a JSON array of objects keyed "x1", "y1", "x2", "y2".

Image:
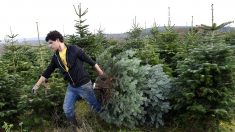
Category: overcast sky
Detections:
[{"x1": 0, "y1": 0, "x2": 234, "y2": 40}]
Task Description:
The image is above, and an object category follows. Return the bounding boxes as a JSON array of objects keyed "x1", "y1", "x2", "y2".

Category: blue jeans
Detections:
[{"x1": 63, "y1": 81, "x2": 101, "y2": 119}]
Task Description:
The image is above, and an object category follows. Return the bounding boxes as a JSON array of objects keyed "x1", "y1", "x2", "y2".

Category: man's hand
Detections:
[
  {"x1": 94, "y1": 64, "x2": 105, "y2": 76},
  {"x1": 32, "y1": 76, "x2": 46, "y2": 94},
  {"x1": 99, "y1": 73, "x2": 108, "y2": 81},
  {"x1": 32, "y1": 85, "x2": 39, "y2": 94}
]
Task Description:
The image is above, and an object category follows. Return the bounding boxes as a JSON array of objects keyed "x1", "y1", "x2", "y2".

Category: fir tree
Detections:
[
  {"x1": 97, "y1": 49, "x2": 172, "y2": 128},
  {"x1": 127, "y1": 16, "x2": 142, "y2": 40},
  {"x1": 197, "y1": 4, "x2": 234, "y2": 44},
  {"x1": 68, "y1": 3, "x2": 108, "y2": 81},
  {"x1": 171, "y1": 43, "x2": 235, "y2": 131},
  {"x1": 224, "y1": 30, "x2": 235, "y2": 45},
  {"x1": 0, "y1": 44, "x2": 67, "y2": 129},
  {"x1": 73, "y1": 3, "x2": 90, "y2": 38},
  {"x1": 0, "y1": 60, "x2": 22, "y2": 125}
]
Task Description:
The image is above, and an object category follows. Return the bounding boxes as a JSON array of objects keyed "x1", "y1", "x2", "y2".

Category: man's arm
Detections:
[
  {"x1": 32, "y1": 57, "x2": 56, "y2": 94},
  {"x1": 94, "y1": 64, "x2": 104, "y2": 76},
  {"x1": 35, "y1": 76, "x2": 46, "y2": 86},
  {"x1": 32, "y1": 76, "x2": 46, "y2": 94},
  {"x1": 75, "y1": 46, "x2": 105, "y2": 76},
  {"x1": 75, "y1": 46, "x2": 96, "y2": 66}
]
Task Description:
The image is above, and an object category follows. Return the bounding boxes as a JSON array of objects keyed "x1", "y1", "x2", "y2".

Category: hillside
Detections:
[
  {"x1": 104, "y1": 26, "x2": 235, "y2": 40},
  {"x1": 1, "y1": 26, "x2": 234, "y2": 44},
  {"x1": 0, "y1": 44, "x2": 4, "y2": 55}
]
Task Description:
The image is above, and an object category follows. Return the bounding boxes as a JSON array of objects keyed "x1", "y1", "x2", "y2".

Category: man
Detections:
[{"x1": 32, "y1": 30, "x2": 104, "y2": 130}]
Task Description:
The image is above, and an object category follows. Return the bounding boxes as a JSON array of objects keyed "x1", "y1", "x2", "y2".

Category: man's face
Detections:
[{"x1": 48, "y1": 39, "x2": 59, "y2": 52}]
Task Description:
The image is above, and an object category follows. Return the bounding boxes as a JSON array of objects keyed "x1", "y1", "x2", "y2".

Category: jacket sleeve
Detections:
[
  {"x1": 75, "y1": 46, "x2": 96, "y2": 66},
  {"x1": 42, "y1": 56, "x2": 57, "y2": 79}
]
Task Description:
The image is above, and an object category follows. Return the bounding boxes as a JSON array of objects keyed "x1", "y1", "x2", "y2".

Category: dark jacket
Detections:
[{"x1": 42, "y1": 45, "x2": 96, "y2": 87}]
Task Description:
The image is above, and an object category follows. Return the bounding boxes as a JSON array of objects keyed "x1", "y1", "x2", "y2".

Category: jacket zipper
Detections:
[{"x1": 55, "y1": 54, "x2": 75, "y2": 85}]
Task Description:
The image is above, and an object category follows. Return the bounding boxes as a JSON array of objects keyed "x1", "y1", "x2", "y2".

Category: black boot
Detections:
[{"x1": 67, "y1": 116, "x2": 82, "y2": 132}]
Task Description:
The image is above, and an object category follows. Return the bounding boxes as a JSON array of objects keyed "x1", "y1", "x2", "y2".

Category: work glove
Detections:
[{"x1": 32, "y1": 85, "x2": 39, "y2": 94}]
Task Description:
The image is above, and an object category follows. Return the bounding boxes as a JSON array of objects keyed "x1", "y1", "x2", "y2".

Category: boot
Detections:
[{"x1": 67, "y1": 116, "x2": 82, "y2": 132}]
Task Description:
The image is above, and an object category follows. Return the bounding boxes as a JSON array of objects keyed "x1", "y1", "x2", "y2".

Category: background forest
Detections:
[{"x1": 1, "y1": 3, "x2": 235, "y2": 132}]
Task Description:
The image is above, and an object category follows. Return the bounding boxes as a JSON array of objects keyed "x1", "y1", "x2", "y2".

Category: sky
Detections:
[{"x1": 0, "y1": 0, "x2": 234, "y2": 40}]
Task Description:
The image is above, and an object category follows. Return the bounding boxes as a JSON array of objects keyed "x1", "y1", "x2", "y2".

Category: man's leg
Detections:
[
  {"x1": 63, "y1": 84, "x2": 81, "y2": 129},
  {"x1": 78, "y1": 81, "x2": 101, "y2": 112}
]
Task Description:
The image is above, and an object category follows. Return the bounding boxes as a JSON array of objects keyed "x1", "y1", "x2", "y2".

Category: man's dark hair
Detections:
[{"x1": 45, "y1": 30, "x2": 64, "y2": 42}]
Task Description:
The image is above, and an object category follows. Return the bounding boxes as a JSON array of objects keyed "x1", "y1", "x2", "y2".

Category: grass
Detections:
[
  {"x1": 75, "y1": 101, "x2": 139, "y2": 132},
  {"x1": 219, "y1": 119, "x2": 235, "y2": 132},
  {"x1": 4, "y1": 100, "x2": 235, "y2": 132},
  {"x1": 75, "y1": 101, "x2": 235, "y2": 131},
  {"x1": 43, "y1": 101, "x2": 235, "y2": 132}
]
